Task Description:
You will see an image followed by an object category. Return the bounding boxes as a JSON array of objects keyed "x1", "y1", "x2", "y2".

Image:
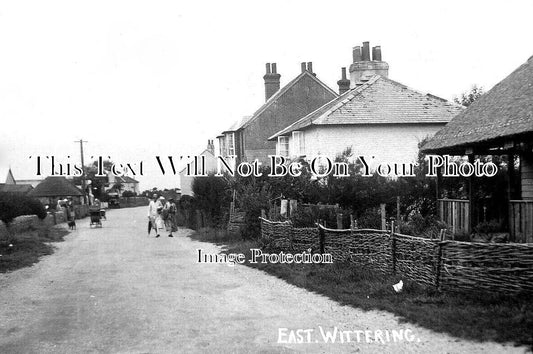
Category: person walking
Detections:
[
  {"x1": 153, "y1": 196, "x2": 166, "y2": 238},
  {"x1": 147, "y1": 194, "x2": 159, "y2": 236},
  {"x1": 163, "y1": 198, "x2": 178, "y2": 237}
]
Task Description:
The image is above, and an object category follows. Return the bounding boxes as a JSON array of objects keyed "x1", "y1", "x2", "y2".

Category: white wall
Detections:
[{"x1": 292, "y1": 124, "x2": 444, "y2": 166}]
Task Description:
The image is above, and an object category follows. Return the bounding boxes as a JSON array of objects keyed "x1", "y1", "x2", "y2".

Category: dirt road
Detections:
[{"x1": 0, "y1": 207, "x2": 526, "y2": 353}]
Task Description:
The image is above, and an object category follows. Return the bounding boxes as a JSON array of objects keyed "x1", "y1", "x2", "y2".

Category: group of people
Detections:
[{"x1": 147, "y1": 194, "x2": 178, "y2": 238}]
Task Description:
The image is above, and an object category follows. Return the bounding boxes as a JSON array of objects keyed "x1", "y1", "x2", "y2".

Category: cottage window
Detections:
[
  {"x1": 291, "y1": 131, "x2": 305, "y2": 156},
  {"x1": 226, "y1": 132, "x2": 235, "y2": 156},
  {"x1": 277, "y1": 136, "x2": 289, "y2": 157}
]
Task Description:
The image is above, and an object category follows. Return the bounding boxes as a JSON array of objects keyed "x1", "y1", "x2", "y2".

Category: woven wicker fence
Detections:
[
  {"x1": 259, "y1": 217, "x2": 533, "y2": 294},
  {"x1": 439, "y1": 241, "x2": 533, "y2": 293}
]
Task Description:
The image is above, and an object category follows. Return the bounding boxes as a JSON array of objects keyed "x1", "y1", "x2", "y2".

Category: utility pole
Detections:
[{"x1": 75, "y1": 139, "x2": 88, "y2": 205}]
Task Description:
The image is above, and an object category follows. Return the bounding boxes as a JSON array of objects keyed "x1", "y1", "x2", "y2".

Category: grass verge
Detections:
[
  {"x1": 0, "y1": 225, "x2": 69, "y2": 273},
  {"x1": 189, "y1": 227, "x2": 533, "y2": 348}
]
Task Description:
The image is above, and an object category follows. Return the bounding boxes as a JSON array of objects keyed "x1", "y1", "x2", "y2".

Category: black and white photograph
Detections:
[{"x1": 0, "y1": 1, "x2": 532, "y2": 353}]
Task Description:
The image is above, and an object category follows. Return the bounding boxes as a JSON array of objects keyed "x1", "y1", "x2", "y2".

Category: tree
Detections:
[{"x1": 454, "y1": 85, "x2": 484, "y2": 107}]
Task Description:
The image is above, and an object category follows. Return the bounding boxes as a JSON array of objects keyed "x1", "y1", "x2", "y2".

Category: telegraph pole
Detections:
[{"x1": 75, "y1": 139, "x2": 88, "y2": 205}]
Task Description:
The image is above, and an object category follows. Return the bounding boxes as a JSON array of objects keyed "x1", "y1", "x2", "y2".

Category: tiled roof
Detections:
[
  {"x1": 269, "y1": 75, "x2": 462, "y2": 140},
  {"x1": 221, "y1": 71, "x2": 337, "y2": 133},
  {"x1": 27, "y1": 176, "x2": 83, "y2": 197},
  {"x1": 422, "y1": 55, "x2": 533, "y2": 152}
]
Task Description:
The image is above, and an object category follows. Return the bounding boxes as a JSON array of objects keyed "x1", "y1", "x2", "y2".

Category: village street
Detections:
[{"x1": 0, "y1": 207, "x2": 525, "y2": 353}]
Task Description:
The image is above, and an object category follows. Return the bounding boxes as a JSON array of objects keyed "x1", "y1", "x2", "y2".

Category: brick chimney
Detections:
[
  {"x1": 349, "y1": 41, "x2": 389, "y2": 87},
  {"x1": 264, "y1": 63, "x2": 281, "y2": 101},
  {"x1": 337, "y1": 67, "x2": 350, "y2": 95},
  {"x1": 207, "y1": 139, "x2": 214, "y2": 154}
]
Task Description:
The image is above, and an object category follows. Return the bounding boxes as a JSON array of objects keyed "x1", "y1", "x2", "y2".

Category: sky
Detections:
[{"x1": 0, "y1": 0, "x2": 532, "y2": 190}]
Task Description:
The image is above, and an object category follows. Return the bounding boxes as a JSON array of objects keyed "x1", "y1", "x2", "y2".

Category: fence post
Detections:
[
  {"x1": 261, "y1": 209, "x2": 266, "y2": 219},
  {"x1": 380, "y1": 204, "x2": 386, "y2": 230},
  {"x1": 391, "y1": 220, "x2": 396, "y2": 274},
  {"x1": 435, "y1": 228, "x2": 446, "y2": 290},
  {"x1": 337, "y1": 213, "x2": 343, "y2": 229},
  {"x1": 318, "y1": 222, "x2": 325, "y2": 255}
]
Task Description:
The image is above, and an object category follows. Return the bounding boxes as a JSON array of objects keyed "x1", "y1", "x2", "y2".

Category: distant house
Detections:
[
  {"x1": 106, "y1": 174, "x2": 140, "y2": 196},
  {"x1": 217, "y1": 62, "x2": 338, "y2": 164},
  {"x1": 0, "y1": 168, "x2": 34, "y2": 194},
  {"x1": 27, "y1": 176, "x2": 84, "y2": 206},
  {"x1": 422, "y1": 55, "x2": 533, "y2": 242},
  {"x1": 179, "y1": 140, "x2": 217, "y2": 196},
  {"x1": 269, "y1": 42, "x2": 462, "y2": 165}
]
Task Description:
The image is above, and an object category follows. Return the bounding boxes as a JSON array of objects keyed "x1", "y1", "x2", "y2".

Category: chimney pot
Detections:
[
  {"x1": 353, "y1": 46, "x2": 362, "y2": 62},
  {"x1": 373, "y1": 46, "x2": 382, "y2": 61},
  {"x1": 307, "y1": 62, "x2": 313, "y2": 73},
  {"x1": 362, "y1": 42, "x2": 370, "y2": 61},
  {"x1": 265, "y1": 63, "x2": 271, "y2": 74},
  {"x1": 271, "y1": 63, "x2": 277, "y2": 74},
  {"x1": 337, "y1": 67, "x2": 350, "y2": 95},
  {"x1": 301, "y1": 62, "x2": 306, "y2": 73},
  {"x1": 349, "y1": 42, "x2": 389, "y2": 86}
]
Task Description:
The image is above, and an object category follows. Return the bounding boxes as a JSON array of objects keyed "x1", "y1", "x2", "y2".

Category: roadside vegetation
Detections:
[
  {"x1": 0, "y1": 192, "x2": 70, "y2": 273},
  {"x1": 189, "y1": 228, "x2": 533, "y2": 347}
]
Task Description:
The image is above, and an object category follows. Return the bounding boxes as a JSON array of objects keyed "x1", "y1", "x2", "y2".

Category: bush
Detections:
[
  {"x1": 0, "y1": 193, "x2": 47, "y2": 225},
  {"x1": 121, "y1": 191, "x2": 137, "y2": 197},
  {"x1": 191, "y1": 174, "x2": 231, "y2": 228},
  {"x1": 398, "y1": 212, "x2": 448, "y2": 238}
]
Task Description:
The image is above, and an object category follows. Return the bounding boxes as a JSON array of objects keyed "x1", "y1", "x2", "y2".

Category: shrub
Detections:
[
  {"x1": 121, "y1": 191, "x2": 137, "y2": 197},
  {"x1": 0, "y1": 193, "x2": 47, "y2": 225},
  {"x1": 191, "y1": 174, "x2": 231, "y2": 228}
]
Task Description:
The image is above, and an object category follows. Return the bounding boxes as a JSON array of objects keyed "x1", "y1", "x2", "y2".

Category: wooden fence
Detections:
[
  {"x1": 438, "y1": 199, "x2": 470, "y2": 235},
  {"x1": 260, "y1": 217, "x2": 533, "y2": 294},
  {"x1": 509, "y1": 200, "x2": 533, "y2": 243}
]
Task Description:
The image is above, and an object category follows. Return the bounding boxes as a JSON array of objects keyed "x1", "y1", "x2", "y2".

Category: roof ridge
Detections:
[
  {"x1": 268, "y1": 76, "x2": 379, "y2": 139},
  {"x1": 241, "y1": 71, "x2": 337, "y2": 130}
]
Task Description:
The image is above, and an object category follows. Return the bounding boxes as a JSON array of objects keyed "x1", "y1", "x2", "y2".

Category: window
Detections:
[
  {"x1": 217, "y1": 137, "x2": 224, "y2": 156},
  {"x1": 225, "y1": 132, "x2": 235, "y2": 156},
  {"x1": 277, "y1": 136, "x2": 289, "y2": 157},
  {"x1": 291, "y1": 131, "x2": 305, "y2": 156}
]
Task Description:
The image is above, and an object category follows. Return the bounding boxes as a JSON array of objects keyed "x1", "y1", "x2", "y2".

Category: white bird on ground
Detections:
[{"x1": 393, "y1": 280, "x2": 404, "y2": 293}]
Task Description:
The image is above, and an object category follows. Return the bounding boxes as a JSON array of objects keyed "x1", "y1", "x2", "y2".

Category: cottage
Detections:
[
  {"x1": 422, "y1": 55, "x2": 533, "y2": 243},
  {"x1": 268, "y1": 42, "x2": 462, "y2": 165},
  {"x1": 105, "y1": 174, "x2": 140, "y2": 196},
  {"x1": 218, "y1": 62, "x2": 338, "y2": 164},
  {"x1": 27, "y1": 176, "x2": 84, "y2": 206}
]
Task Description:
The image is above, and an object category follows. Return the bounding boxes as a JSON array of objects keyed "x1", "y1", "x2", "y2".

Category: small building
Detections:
[
  {"x1": 422, "y1": 55, "x2": 533, "y2": 242},
  {"x1": 269, "y1": 42, "x2": 462, "y2": 165},
  {"x1": 106, "y1": 174, "x2": 140, "y2": 195},
  {"x1": 0, "y1": 168, "x2": 34, "y2": 194},
  {"x1": 27, "y1": 176, "x2": 84, "y2": 206},
  {"x1": 217, "y1": 62, "x2": 338, "y2": 164},
  {"x1": 179, "y1": 140, "x2": 218, "y2": 196}
]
